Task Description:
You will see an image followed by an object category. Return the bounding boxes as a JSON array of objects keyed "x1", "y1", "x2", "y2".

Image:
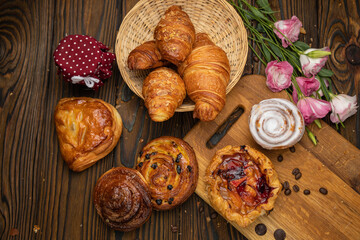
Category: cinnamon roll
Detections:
[
  {"x1": 136, "y1": 136, "x2": 198, "y2": 210},
  {"x1": 54, "y1": 97, "x2": 122, "y2": 171},
  {"x1": 205, "y1": 145, "x2": 281, "y2": 227},
  {"x1": 93, "y1": 167, "x2": 152, "y2": 231},
  {"x1": 249, "y1": 98, "x2": 305, "y2": 150}
]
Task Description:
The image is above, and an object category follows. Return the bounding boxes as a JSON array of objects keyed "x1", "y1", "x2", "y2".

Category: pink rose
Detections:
[
  {"x1": 296, "y1": 76, "x2": 320, "y2": 96},
  {"x1": 265, "y1": 60, "x2": 293, "y2": 92},
  {"x1": 329, "y1": 94, "x2": 358, "y2": 124},
  {"x1": 300, "y1": 47, "x2": 331, "y2": 77},
  {"x1": 297, "y1": 97, "x2": 331, "y2": 125},
  {"x1": 274, "y1": 16, "x2": 302, "y2": 48}
]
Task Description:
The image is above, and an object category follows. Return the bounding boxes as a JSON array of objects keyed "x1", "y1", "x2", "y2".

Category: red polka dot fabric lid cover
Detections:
[{"x1": 53, "y1": 34, "x2": 115, "y2": 89}]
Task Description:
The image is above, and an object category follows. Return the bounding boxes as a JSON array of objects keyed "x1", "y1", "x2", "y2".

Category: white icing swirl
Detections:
[{"x1": 249, "y1": 98, "x2": 305, "y2": 150}]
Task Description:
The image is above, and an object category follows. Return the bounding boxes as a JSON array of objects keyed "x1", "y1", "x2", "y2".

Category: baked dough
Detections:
[
  {"x1": 93, "y1": 167, "x2": 152, "y2": 231},
  {"x1": 205, "y1": 145, "x2": 281, "y2": 227},
  {"x1": 136, "y1": 136, "x2": 198, "y2": 210},
  {"x1": 54, "y1": 97, "x2": 122, "y2": 171}
]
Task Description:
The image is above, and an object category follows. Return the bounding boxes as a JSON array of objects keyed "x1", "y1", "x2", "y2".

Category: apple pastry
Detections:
[
  {"x1": 205, "y1": 145, "x2": 281, "y2": 227},
  {"x1": 54, "y1": 97, "x2": 122, "y2": 172},
  {"x1": 136, "y1": 136, "x2": 198, "y2": 210}
]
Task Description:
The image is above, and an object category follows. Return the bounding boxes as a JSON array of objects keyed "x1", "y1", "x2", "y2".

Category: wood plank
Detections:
[{"x1": 184, "y1": 75, "x2": 360, "y2": 239}]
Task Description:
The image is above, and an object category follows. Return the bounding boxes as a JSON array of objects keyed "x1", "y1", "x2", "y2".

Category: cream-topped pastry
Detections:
[{"x1": 249, "y1": 98, "x2": 305, "y2": 150}]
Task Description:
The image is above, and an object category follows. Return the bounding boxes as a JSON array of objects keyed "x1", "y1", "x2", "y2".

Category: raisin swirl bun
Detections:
[
  {"x1": 93, "y1": 167, "x2": 152, "y2": 231},
  {"x1": 136, "y1": 136, "x2": 198, "y2": 210},
  {"x1": 249, "y1": 98, "x2": 305, "y2": 150},
  {"x1": 205, "y1": 145, "x2": 281, "y2": 227}
]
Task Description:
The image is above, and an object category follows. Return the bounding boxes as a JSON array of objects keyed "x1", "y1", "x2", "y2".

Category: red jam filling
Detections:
[{"x1": 217, "y1": 152, "x2": 273, "y2": 206}]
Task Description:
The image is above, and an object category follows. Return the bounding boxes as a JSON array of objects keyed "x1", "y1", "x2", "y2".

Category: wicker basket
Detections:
[{"x1": 115, "y1": 0, "x2": 248, "y2": 112}]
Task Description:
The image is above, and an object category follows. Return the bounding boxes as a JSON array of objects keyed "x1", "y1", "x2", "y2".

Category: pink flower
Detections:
[
  {"x1": 296, "y1": 76, "x2": 320, "y2": 96},
  {"x1": 265, "y1": 60, "x2": 293, "y2": 92},
  {"x1": 274, "y1": 16, "x2": 302, "y2": 48},
  {"x1": 329, "y1": 94, "x2": 358, "y2": 124},
  {"x1": 297, "y1": 97, "x2": 331, "y2": 125},
  {"x1": 292, "y1": 83, "x2": 299, "y2": 103},
  {"x1": 300, "y1": 47, "x2": 331, "y2": 77}
]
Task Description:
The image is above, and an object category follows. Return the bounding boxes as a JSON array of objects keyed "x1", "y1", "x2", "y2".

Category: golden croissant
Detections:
[
  {"x1": 127, "y1": 40, "x2": 167, "y2": 70},
  {"x1": 154, "y1": 5, "x2": 195, "y2": 66},
  {"x1": 142, "y1": 67, "x2": 186, "y2": 122},
  {"x1": 178, "y1": 33, "x2": 230, "y2": 121}
]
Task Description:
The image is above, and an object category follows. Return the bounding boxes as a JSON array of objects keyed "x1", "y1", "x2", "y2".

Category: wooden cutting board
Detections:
[{"x1": 184, "y1": 75, "x2": 360, "y2": 239}]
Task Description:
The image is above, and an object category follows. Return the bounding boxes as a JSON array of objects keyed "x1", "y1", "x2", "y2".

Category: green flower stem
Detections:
[
  {"x1": 306, "y1": 127, "x2": 318, "y2": 145},
  {"x1": 248, "y1": 43, "x2": 267, "y2": 66}
]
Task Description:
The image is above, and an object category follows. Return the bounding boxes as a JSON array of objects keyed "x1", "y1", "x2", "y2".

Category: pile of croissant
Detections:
[{"x1": 127, "y1": 5, "x2": 231, "y2": 122}]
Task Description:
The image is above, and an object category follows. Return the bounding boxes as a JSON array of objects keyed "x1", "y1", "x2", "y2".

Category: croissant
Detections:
[
  {"x1": 127, "y1": 40, "x2": 167, "y2": 70},
  {"x1": 178, "y1": 33, "x2": 230, "y2": 121},
  {"x1": 142, "y1": 67, "x2": 186, "y2": 122},
  {"x1": 154, "y1": 5, "x2": 195, "y2": 66}
]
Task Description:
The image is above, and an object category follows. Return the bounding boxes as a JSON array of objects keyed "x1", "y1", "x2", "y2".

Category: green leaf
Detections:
[
  {"x1": 318, "y1": 76, "x2": 331, "y2": 101},
  {"x1": 248, "y1": 4, "x2": 269, "y2": 22},
  {"x1": 318, "y1": 68, "x2": 334, "y2": 77},
  {"x1": 243, "y1": 10, "x2": 255, "y2": 20},
  {"x1": 256, "y1": 0, "x2": 272, "y2": 12},
  {"x1": 262, "y1": 44, "x2": 271, "y2": 62},
  {"x1": 293, "y1": 41, "x2": 310, "y2": 51},
  {"x1": 268, "y1": 42, "x2": 283, "y2": 59}
]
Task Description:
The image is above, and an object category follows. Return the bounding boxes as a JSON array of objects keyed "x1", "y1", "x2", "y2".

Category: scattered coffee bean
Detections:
[
  {"x1": 156, "y1": 199, "x2": 162, "y2": 205},
  {"x1": 289, "y1": 146, "x2": 296, "y2": 153},
  {"x1": 151, "y1": 163, "x2": 158, "y2": 169},
  {"x1": 292, "y1": 168, "x2": 300, "y2": 175},
  {"x1": 167, "y1": 185, "x2": 173, "y2": 190},
  {"x1": 138, "y1": 162, "x2": 143, "y2": 168},
  {"x1": 274, "y1": 229, "x2": 286, "y2": 240},
  {"x1": 255, "y1": 223, "x2": 267, "y2": 236},
  {"x1": 295, "y1": 172, "x2": 302, "y2": 180},
  {"x1": 169, "y1": 197, "x2": 174, "y2": 202},
  {"x1": 277, "y1": 155, "x2": 283, "y2": 162},
  {"x1": 175, "y1": 153, "x2": 182, "y2": 163},
  {"x1": 145, "y1": 154, "x2": 151, "y2": 159},
  {"x1": 293, "y1": 185, "x2": 300, "y2": 192},
  {"x1": 187, "y1": 165, "x2": 192, "y2": 172},
  {"x1": 303, "y1": 189, "x2": 311, "y2": 195},
  {"x1": 253, "y1": 56, "x2": 259, "y2": 62},
  {"x1": 170, "y1": 225, "x2": 178, "y2": 233},
  {"x1": 168, "y1": 198, "x2": 173, "y2": 205},
  {"x1": 319, "y1": 187, "x2": 328, "y2": 195},
  {"x1": 283, "y1": 181, "x2": 290, "y2": 189},
  {"x1": 210, "y1": 212, "x2": 218, "y2": 219},
  {"x1": 176, "y1": 165, "x2": 182, "y2": 174},
  {"x1": 284, "y1": 189, "x2": 291, "y2": 196}
]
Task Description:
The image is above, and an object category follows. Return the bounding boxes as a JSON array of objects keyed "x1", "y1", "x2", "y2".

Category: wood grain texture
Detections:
[
  {"x1": 0, "y1": 0, "x2": 359, "y2": 240},
  {"x1": 185, "y1": 75, "x2": 360, "y2": 239}
]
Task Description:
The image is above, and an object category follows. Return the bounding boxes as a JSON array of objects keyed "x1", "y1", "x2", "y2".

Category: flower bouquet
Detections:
[{"x1": 229, "y1": 0, "x2": 358, "y2": 145}]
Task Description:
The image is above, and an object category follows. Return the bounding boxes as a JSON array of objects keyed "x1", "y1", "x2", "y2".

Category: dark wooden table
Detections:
[{"x1": 1, "y1": 0, "x2": 359, "y2": 239}]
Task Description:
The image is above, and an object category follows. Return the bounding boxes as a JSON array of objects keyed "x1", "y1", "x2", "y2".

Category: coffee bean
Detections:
[
  {"x1": 255, "y1": 223, "x2": 267, "y2": 236},
  {"x1": 187, "y1": 165, "x2": 192, "y2": 172},
  {"x1": 295, "y1": 172, "x2": 302, "y2": 180},
  {"x1": 210, "y1": 212, "x2": 218, "y2": 219},
  {"x1": 283, "y1": 181, "x2": 290, "y2": 189},
  {"x1": 292, "y1": 168, "x2": 300, "y2": 175},
  {"x1": 319, "y1": 187, "x2": 328, "y2": 195},
  {"x1": 284, "y1": 189, "x2": 291, "y2": 196},
  {"x1": 170, "y1": 225, "x2": 178, "y2": 233},
  {"x1": 168, "y1": 199, "x2": 173, "y2": 205},
  {"x1": 292, "y1": 185, "x2": 299, "y2": 192},
  {"x1": 274, "y1": 229, "x2": 286, "y2": 240},
  {"x1": 167, "y1": 185, "x2": 173, "y2": 190},
  {"x1": 138, "y1": 162, "x2": 143, "y2": 168},
  {"x1": 156, "y1": 199, "x2": 162, "y2": 205},
  {"x1": 145, "y1": 154, "x2": 151, "y2": 159},
  {"x1": 289, "y1": 146, "x2": 296, "y2": 153},
  {"x1": 253, "y1": 56, "x2": 259, "y2": 62},
  {"x1": 151, "y1": 163, "x2": 158, "y2": 169},
  {"x1": 169, "y1": 197, "x2": 174, "y2": 202},
  {"x1": 303, "y1": 189, "x2": 311, "y2": 195},
  {"x1": 277, "y1": 155, "x2": 283, "y2": 162}
]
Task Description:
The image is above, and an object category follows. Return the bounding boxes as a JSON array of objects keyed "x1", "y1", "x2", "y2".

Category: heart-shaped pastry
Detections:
[{"x1": 54, "y1": 97, "x2": 122, "y2": 171}]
